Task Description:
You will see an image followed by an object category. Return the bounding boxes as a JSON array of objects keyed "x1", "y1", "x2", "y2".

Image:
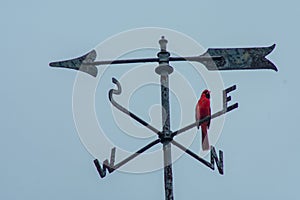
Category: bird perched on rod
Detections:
[{"x1": 195, "y1": 89, "x2": 211, "y2": 151}]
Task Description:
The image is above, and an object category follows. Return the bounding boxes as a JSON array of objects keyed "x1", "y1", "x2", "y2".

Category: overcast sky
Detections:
[{"x1": 1, "y1": 0, "x2": 299, "y2": 199}]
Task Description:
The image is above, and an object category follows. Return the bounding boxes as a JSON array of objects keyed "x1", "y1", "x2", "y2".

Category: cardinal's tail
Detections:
[{"x1": 201, "y1": 125, "x2": 209, "y2": 151}]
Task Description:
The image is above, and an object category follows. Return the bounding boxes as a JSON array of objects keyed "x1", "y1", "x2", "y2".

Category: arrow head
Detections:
[
  {"x1": 200, "y1": 44, "x2": 277, "y2": 71},
  {"x1": 49, "y1": 50, "x2": 98, "y2": 77}
]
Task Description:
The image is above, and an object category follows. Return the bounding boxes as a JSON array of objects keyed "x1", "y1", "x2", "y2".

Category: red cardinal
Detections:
[{"x1": 195, "y1": 89, "x2": 211, "y2": 151}]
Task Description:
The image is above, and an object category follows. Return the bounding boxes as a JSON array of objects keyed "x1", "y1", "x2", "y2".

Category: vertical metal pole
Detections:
[{"x1": 155, "y1": 36, "x2": 174, "y2": 200}]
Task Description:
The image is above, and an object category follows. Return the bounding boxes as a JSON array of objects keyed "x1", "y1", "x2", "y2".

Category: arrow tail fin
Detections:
[{"x1": 201, "y1": 44, "x2": 277, "y2": 71}]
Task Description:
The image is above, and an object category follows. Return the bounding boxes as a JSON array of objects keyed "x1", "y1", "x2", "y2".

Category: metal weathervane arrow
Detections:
[
  {"x1": 49, "y1": 35, "x2": 277, "y2": 200},
  {"x1": 50, "y1": 39, "x2": 277, "y2": 77}
]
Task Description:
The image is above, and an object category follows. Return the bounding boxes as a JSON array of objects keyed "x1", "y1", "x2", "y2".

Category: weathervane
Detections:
[{"x1": 49, "y1": 36, "x2": 277, "y2": 200}]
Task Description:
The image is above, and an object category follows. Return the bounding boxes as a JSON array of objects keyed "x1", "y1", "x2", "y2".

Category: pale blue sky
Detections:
[{"x1": 1, "y1": 0, "x2": 299, "y2": 199}]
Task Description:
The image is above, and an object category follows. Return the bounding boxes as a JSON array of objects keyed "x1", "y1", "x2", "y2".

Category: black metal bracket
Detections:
[
  {"x1": 171, "y1": 141, "x2": 224, "y2": 174},
  {"x1": 94, "y1": 139, "x2": 161, "y2": 178},
  {"x1": 108, "y1": 77, "x2": 162, "y2": 136}
]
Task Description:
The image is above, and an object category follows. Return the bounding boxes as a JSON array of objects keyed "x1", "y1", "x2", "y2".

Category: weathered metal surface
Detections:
[
  {"x1": 210, "y1": 146, "x2": 224, "y2": 174},
  {"x1": 49, "y1": 50, "x2": 98, "y2": 77},
  {"x1": 163, "y1": 143, "x2": 173, "y2": 200},
  {"x1": 159, "y1": 72, "x2": 172, "y2": 140},
  {"x1": 94, "y1": 147, "x2": 116, "y2": 178},
  {"x1": 156, "y1": 36, "x2": 174, "y2": 200},
  {"x1": 200, "y1": 44, "x2": 277, "y2": 71}
]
